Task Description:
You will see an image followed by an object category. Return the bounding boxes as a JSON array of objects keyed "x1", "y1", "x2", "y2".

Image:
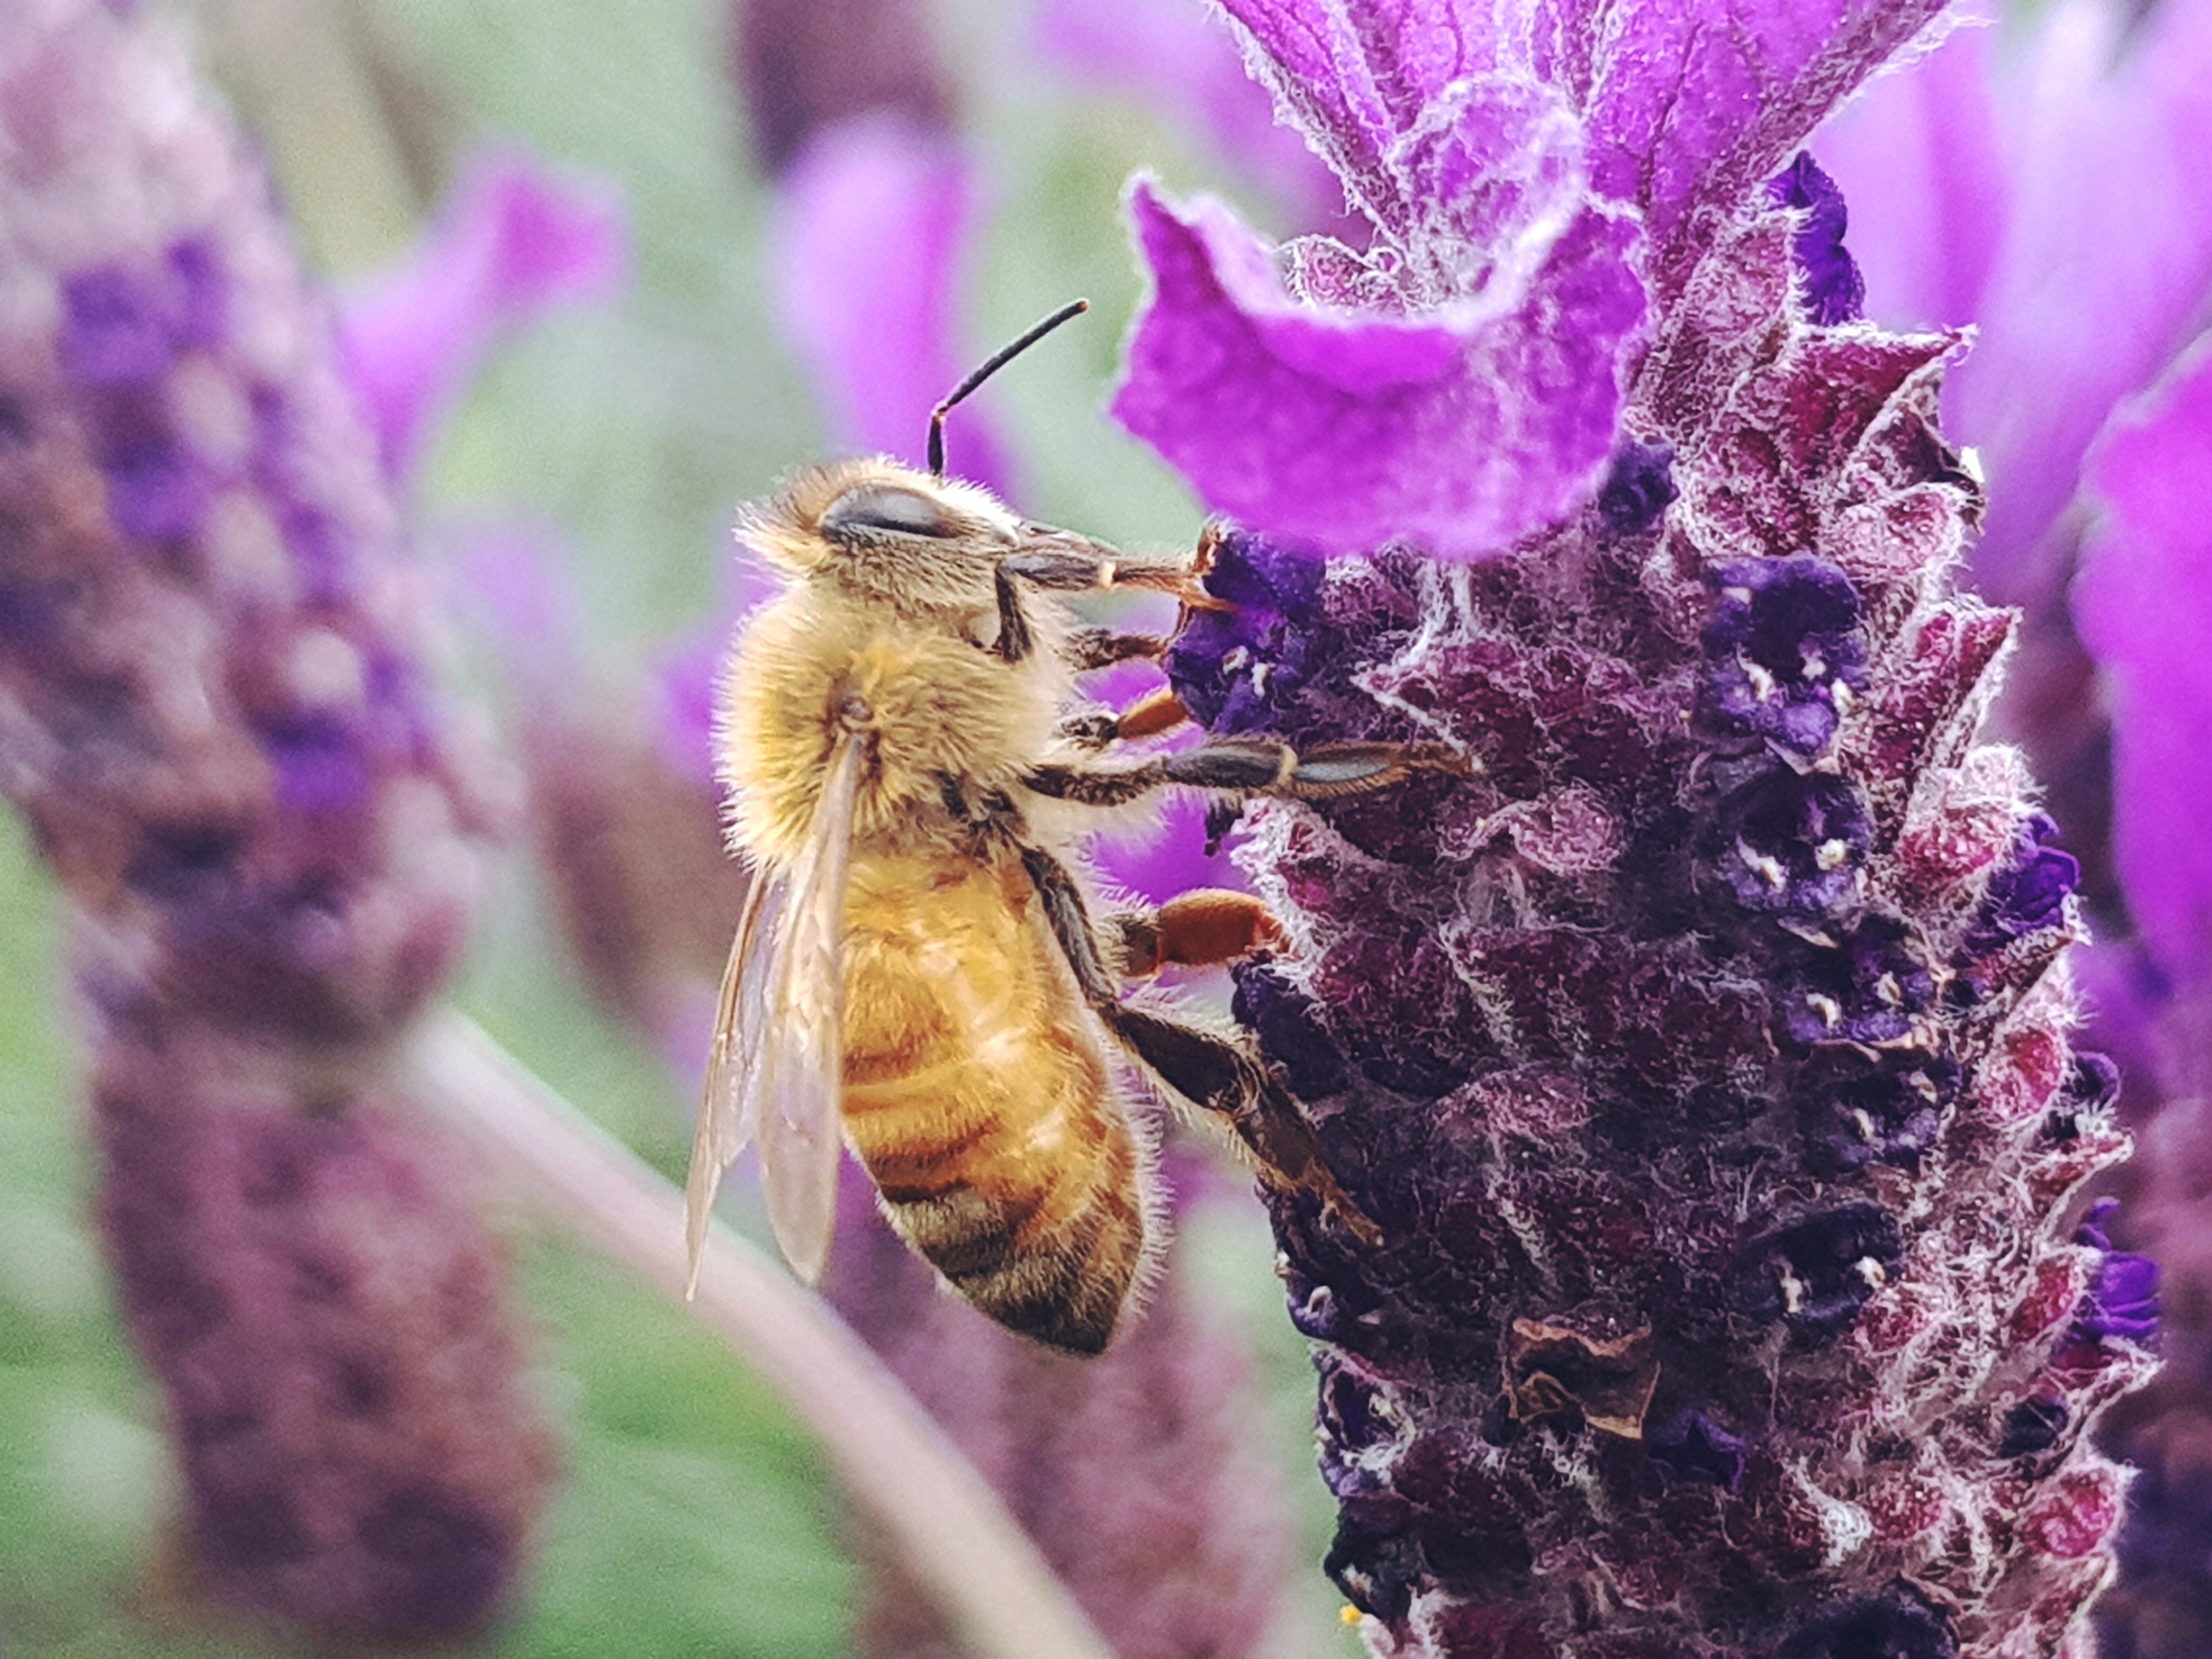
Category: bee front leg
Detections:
[{"x1": 1018, "y1": 845, "x2": 1380, "y2": 1246}]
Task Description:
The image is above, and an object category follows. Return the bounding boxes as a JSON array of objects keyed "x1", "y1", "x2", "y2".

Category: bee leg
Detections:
[
  {"x1": 936, "y1": 774, "x2": 1027, "y2": 855},
  {"x1": 1113, "y1": 890, "x2": 1286, "y2": 977},
  {"x1": 1026, "y1": 735, "x2": 1471, "y2": 807},
  {"x1": 1002, "y1": 547, "x2": 1211, "y2": 602},
  {"x1": 1065, "y1": 628, "x2": 1168, "y2": 670},
  {"x1": 991, "y1": 567, "x2": 1035, "y2": 664},
  {"x1": 1018, "y1": 845, "x2": 1381, "y2": 1246},
  {"x1": 1054, "y1": 686, "x2": 1194, "y2": 751}
]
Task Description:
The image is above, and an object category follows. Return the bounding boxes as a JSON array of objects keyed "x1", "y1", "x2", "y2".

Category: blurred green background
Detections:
[{"x1": 0, "y1": 0, "x2": 1347, "y2": 1654}]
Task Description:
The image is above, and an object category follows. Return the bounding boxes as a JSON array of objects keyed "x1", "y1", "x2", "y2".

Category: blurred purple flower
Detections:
[
  {"x1": 2075, "y1": 342, "x2": 2212, "y2": 992},
  {"x1": 770, "y1": 118, "x2": 1011, "y2": 491},
  {"x1": 1035, "y1": 0, "x2": 1346, "y2": 228},
  {"x1": 730, "y1": 0, "x2": 953, "y2": 177},
  {"x1": 1112, "y1": 0, "x2": 1953, "y2": 560},
  {"x1": 338, "y1": 148, "x2": 626, "y2": 478},
  {"x1": 0, "y1": 1, "x2": 554, "y2": 1640}
]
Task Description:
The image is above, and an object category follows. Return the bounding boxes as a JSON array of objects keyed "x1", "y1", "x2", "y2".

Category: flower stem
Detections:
[{"x1": 396, "y1": 1011, "x2": 1117, "y2": 1659}]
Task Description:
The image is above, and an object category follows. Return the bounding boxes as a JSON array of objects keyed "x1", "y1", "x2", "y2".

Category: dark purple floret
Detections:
[
  {"x1": 1712, "y1": 768, "x2": 1870, "y2": 918},
  {"x1": 1166, "y1": 527, "x2": 1326, "y2": 735},
  {"x1": 1320, "y1": 1357, "x2": 1403, "y2": 1464},
  {"x1": 1595, "y1": 441, "x2": 1678, "y2": 537},
  {"x1": 261, "y1": 713, "x2": 374, "y2": 815},
  {"x1": 2000, "y1": 1396, "x2": 2069, "y2": 1458},
  {"x1": 1701, "y1": 554, "x2": 1867, "y2": 757},
  {"x1": 1770, "y1": 153, "x2": 1866, "y2": 327},
  {"x1": 1779, "y1": 915, "x2": 1935, "y2": 1046},
  {"x1": 2070, "y1": 1199, "x2": 2160, "y2": 1347},
  {"x1": 1801, "y1": 1057, "x2": 1958, "y2": 1176},
  {"x1": 63, "y1": 264, "x2": 176, "y2": 384},
  {"x1": 101, "y1": 432, "x2": 207, "y2": 541},
  {"x1": 1325, "y1": 1508, "x2": 1423, "y2": 1623},
  {"x1": 1966, "y1": 816, "x2": 2081, "y2": 953},
  {"x1": 1232, "y1": 957, "x2": 1350, "y2": 1101},
  {"x1": 60, "y1": 242, "x2": 227, "y2": 387},
  {"x1": 1779, "y1": 1594, "x2": 1955, "y2": 1659},
  {"x1": 1645, "y1": 1408, "x2": 1747, "y2": 1491},
  {"x1": 1734, "y1": 1203, "x2": 1904, "y2": 1345},
  {"x1": 356, "y1": 1490, "x2": 515, "y2": 1642},
  {"x1": 2048, "y1": 1053, "x2": 2121, "y2": 1146}
]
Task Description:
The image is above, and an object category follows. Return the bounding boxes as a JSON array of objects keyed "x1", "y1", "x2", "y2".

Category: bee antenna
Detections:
[{"x1": 928, "y1": 298, "x2": 1090, "y2": 479}]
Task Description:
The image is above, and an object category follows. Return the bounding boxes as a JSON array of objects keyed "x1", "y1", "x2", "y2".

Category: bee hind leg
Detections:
[
  {"x1": 1018, "y1": 845, "x2": 1380, "y2": 1246},
  {"x1": 1054, "y1": 685, "x2": 1193, "y2": 751},
  {"x1": 1112, "y1": 890, "x2": 1285, "y2": 977}
]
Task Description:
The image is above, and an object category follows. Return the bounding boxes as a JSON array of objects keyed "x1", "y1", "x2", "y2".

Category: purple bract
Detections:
[{"x1": 1112, "y1": 0, "x2": 1952, "y2": 560}]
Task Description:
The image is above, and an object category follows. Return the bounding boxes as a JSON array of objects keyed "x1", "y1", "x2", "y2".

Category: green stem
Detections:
[{"x1": 396, "y1": 1011, "x2": 1118, "y2": 1659}]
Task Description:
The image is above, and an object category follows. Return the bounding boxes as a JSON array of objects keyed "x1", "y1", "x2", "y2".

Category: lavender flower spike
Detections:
[
  {"x1": 0, "y1": 2, "x2": 550, "y2": 1641},
  {"x1": 1132, "y1": 2, "x2": 2153, "y2": 1655}
]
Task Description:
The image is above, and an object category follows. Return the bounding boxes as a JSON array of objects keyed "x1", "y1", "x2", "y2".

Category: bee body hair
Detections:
[
  {"x1": 691, "y1": 454, "x2": 1418, "y2": 1351},
  {"x1": 839, "y1": 854, "x2": 1158, "y2": 1355}
]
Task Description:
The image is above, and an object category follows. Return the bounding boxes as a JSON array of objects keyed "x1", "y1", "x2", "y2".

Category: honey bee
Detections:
[{"x1": 685, "y1": 301, "x2": 1464, "y2": 1354}]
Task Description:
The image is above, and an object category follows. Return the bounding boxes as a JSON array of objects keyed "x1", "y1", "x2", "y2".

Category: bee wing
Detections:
[
  {"x1": 684, "y1": 861, "x2": 783, "y2": 1294},
  {"x1": 754, "y1": 730, "x2": 864, "y2": 1283}
]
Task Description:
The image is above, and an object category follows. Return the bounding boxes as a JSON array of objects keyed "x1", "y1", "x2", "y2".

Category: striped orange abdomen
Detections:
[{"x1": 839, "y1": 854, "x2": 1150, "y2": 1354}]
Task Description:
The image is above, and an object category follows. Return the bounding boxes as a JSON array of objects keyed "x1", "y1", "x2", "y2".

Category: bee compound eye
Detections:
[{"x1": 821, "y1": 483, "x2": 961, "y2": 541}]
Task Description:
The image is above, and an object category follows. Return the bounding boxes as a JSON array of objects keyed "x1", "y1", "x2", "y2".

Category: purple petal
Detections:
[
  {"x1": 1113, "y1": 179, "x2": 1645, "y2": 560},
  {"x1": 1211, "y1": 0, "x2": 1510, "y2": 239},
  {"x1": 770, "y1": 117, "x2": 1011, "y2": 493},
  {"x1": 2075, "y1": 334, "x2": 2212, "y2": 988},
  {"x1": 1544, "y1": 0, "x2": 1952, "y2": 299},
  {"x1": 338, "y1": 148, "x2": 628, "y2": 477},
  {"x1": 1216, "y1": 0, "x2": 1948, "y2": 295}
]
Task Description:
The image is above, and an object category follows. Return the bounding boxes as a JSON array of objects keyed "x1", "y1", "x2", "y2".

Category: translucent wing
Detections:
[
  {"x1": 682, "y1": 733, "x2": 862, "y2": 1293},
  {"x1": 685, "y1": 860, "x2": 782, "y2": 1294},
  {"x1": 757, "y1": 733, "x2": 863, "y2": 1282}
]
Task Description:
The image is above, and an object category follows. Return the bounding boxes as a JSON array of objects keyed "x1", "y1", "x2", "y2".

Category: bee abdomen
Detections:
[
  {"x1": 840, "y1": 855, "x2": 1154, "y2": 1355},
  {"x1": 874, "y1": 1128, "x2": 1148, "y2": 1356}
]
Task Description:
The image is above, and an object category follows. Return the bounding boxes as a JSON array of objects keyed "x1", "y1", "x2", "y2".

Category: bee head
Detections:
[
  {"x1": 737, "y1": 301, "x2": 1111, "y2": 622},
  {"x1": 741, "y1": 458, "x2": 1112, "y2": 620}
]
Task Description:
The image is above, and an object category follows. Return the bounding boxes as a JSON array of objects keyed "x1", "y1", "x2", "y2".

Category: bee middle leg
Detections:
[
  {"x1": 1017, "y1": 844, "x2": 1381, "y2": 1245},
  {"x1": 1027, "y1": 735, "x2": 1471, "y2": 805}
]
